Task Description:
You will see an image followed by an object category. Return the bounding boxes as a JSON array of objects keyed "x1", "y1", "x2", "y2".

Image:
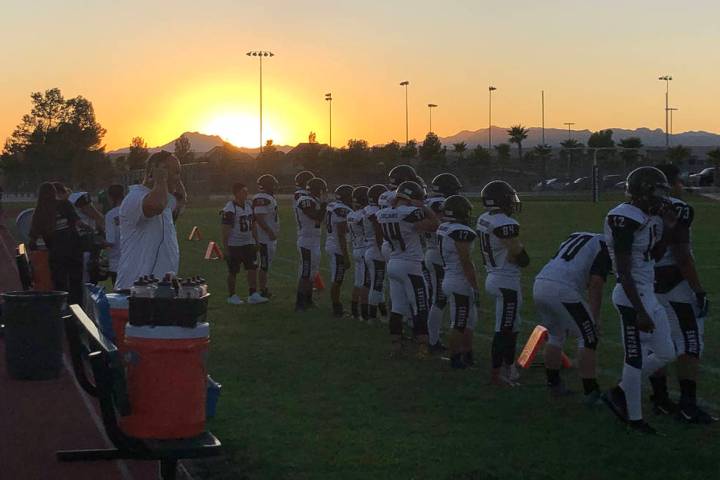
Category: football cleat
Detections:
[
  {"x1": 627, "y1": 420, "x2": 659, "y2": 436},
  {"x1": 247, "y1": 292, "x2": 269, "y2": 305},
  {"x1": 601, "y1": 386, "x2": 629, "y2": 423},
  {"x1": 227, "y1": 295, "x2": 244, "y2": 305},
  {"x1": 584, "y1": 390, "x2": 604, "y2": 407},
  {"x1": 428, "y1": 341, "x2": 447, "y2": 355},
  {"x1": 678, "y1": 405, "x2": 719, "y2": 424},
  {"x1": 651, "y1": 395, "x2": 679, "y2": 416}
]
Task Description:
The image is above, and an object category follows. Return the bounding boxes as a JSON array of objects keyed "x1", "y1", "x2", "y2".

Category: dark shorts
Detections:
[{"x1": 227, "y1": 244, "x2": 257, "y2": 273}]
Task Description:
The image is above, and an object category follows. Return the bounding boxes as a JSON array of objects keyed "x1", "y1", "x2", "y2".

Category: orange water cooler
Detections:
[
  {"x1": 106, "y1": 293, "x2": 129, "y2": 348},
  {"x1": 120, "y1": 323, "x2": 210, "y2": 439}
]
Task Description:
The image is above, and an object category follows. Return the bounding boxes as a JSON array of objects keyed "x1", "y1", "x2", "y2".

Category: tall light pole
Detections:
[
  {"x1": 541, "y1": 90, "x2": 546, "y2": 145},
  {"x1": 247, "y1": 50, "x2": 274, "y2": 154},
  {"x1": 399, "y1": 81, "x2": 410, "y2": 145},
  {"x1": 427, "y1": 104, "x2": 437, "y2": 133},
  {"x1": 564, "y1": 122, "x2": 575, "y2": 140},
  {"x1": 658, "y1": 75, "x2": 672, "y2": 148},
  {"x1": 325, "y1": 93, "x2": 333, "y2": 148},
  {"x1": 667, "y1": 107, "x2": 678, "y2": 143},
  {"x1": 488, "y1": 86, "x2": 497, "y2": 150}
]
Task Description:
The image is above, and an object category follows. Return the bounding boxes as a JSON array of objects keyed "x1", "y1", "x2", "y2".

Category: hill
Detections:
[{"x1": 109, "y1": 132, "x2": 293, "y2": 157}]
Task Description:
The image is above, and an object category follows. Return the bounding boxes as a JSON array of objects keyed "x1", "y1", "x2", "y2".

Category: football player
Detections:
[
  {"x1": 476, "y1": 180, "x2": 529, "y2": 386},
  {"x1": 533, "y1": 232, "x2": 611, "y2": 399},
  {"x1": 437, "y1": 195, "x2": 479, "y2": 369},
  {"x1": 377, "y1": 181, "x2": 439, "y2": 357},
  {"x1": 601, "y1": 166, "x2": 677, "y2": 435},
  {"x1": 364, "y1": 184, "x2": 390, "y2": 322},
  {"x1": 294, "y1": 170, "x2": 315, "y2": 201},
  {"x1": 650, "y1": 163, "x2": 715, "y2": 423},
  {"x1": 326, "y1": 185, "x2": 354, "y2": 317},
  {"x1": 294, "y1": 177, "x2": 328, "y2": 311},
  {"x1": 348, "y1": 186, "x2": 370, "y2": 321},
  {"x1": 426, "y1": 173, "x2": 463, "y2": 352},
  {"x1": 253, "y1": 174, "x2": 280, "y2": 299},
  {"x1": 221, "y1": 183, "x2": 267, "y2": 305}
]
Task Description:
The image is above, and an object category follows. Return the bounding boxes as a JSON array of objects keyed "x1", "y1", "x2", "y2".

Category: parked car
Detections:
[
  {"x1": 533, "y1": 178, "x2": 571, "y2": 192},
  {"x1": 567, "y1": 176, "x2": 591, "y2": 191},
  {"x1": 601, "y1": 175, "x2": 623, "y2": 190},
  {"x1": 689, "y1": 167, "x2": 716, "y2": 187}
]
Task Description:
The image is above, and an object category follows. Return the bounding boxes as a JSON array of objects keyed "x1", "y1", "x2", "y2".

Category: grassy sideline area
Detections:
[
  {"x1": 164, "y1": 194, "x2": 719, "y2": 480},
  {"x1": 6, "y1": 195, "x2": 718, "y2": 479}
]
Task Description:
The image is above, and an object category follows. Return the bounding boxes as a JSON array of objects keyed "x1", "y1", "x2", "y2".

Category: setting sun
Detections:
[{"x1": 202, "y1": 113, "x2": 263, "y2": 148}]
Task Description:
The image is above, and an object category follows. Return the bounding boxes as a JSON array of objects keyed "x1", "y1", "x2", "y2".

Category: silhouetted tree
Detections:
[
  {"x1": 174, "y1": 134, "x2": 193, "y2": 164},
  {"x1": 560, "y1": 138, "x2": 584, "y2": 175},
  {"x1": 667, "y1": 145, "x2": 691, "y2": 164},
  {"x1": 127, "y1": 136, "x2": 149, "y2": 170},
  {"x1": 534, "y1": 144, "x2": 552, "y2": 180},
  {"x1": 401, "y1": 139, "x2": 418, "y2": 158},
  {"x1": 308, "y1": 131, "x2": 317, "y2": 144},
  {"x1": 618, "y1": 137, "x2": 643, "y2": 170},
  {"x1": 494, "y1": 143, "x2": 511, "y2": 162},
  {"x1": 587, "y1": 129, "x2": 616, "y2": 166},
  {"x1": 507, "y1": 125, "x2": 529, "y2": 159},
  {"x1": 453, "y1": 142, "x2": 467, "y2": 161}
]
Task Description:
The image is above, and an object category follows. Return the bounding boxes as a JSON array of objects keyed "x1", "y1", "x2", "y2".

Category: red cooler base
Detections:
[{"x1": 120, "y1": 324, "x2": 209, "y2": 439}]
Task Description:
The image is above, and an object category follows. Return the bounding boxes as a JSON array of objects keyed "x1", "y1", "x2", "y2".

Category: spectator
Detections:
[
  {"x1": 104, "y1": 184, "x2": 125, "y2": 287},
  {"x1": 28, "y1": 182, "x2": 84, "y2": 304},
  {"x1": 115, "y1": 151, "x2": 187, "y2": 290}
]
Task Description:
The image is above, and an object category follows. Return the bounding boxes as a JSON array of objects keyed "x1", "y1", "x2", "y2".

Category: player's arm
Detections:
[
  {"x1": 667, "y1": 204, "x2": 707, "y2": 312},
  {"x1": 587, "y1": 242, "x2": 612, "y2": 328},
  {"x1": 143, "y1": 163, "x2": 170, "y2": 217},
  {"x1": 253, "y1": 197, "x2": 277, "y2": 241},
  {"x1": 455, "y1": 235, "x2": 479, "y2": 291},
  {"x1": 220, "y1": 210, "x2": 233, "y2": 251},
  {"x1": 301, "y1": 201, "x2": 325, "y2": 222},
  {"x1": 496, "y1": 224, "x2": 529, "y2": 267},
  {"x1": 609, "y1": 215, "x2": 653, "y2": 332},
  {"x1": 337, "y1": 220, "x2": 351, "y2": 268},
  {"x1": 408, "y1": 204, "x2": 440, "y2": 232}
]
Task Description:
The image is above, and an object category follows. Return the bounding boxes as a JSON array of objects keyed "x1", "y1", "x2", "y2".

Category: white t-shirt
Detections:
[
  {"x1": 115, "y1": 185, "x2": 179, "y2": 290},
  {"x1": 105, "y1": 206, "x2": 121, "y2": 272},
  {"x1": 252, "y1": 192, "x2": 279, "y2": 243}
]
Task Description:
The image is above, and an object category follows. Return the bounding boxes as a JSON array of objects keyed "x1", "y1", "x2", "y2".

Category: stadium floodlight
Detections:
[
  {"x1": 247, "y1": 50, "x2": 275, "y2": 153},
  {"x1": 325, "y1": 93, "x2": 333, "y2": 148},
  {"x1": 427, "y1": 104, "x2": 438, "y2": 133},
  {"x1": 563, "y1": 122, "x2": 575, "y2": 139},
  {"x1": 658, "y1": 75, "x2": 672, "y2": 148},
  {"x1": 488, "y1": 86, "x2": 497, "y2": 150},
  {"x1": 400, "y1": 81, "x2": 410, "y2": 144}
]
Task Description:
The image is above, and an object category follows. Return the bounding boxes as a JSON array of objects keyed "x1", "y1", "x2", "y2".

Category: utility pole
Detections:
[
  {"x1": 488, "y1": 86, "x2": 497, "y2": 150},
  {"x1": 541, "y1": 90, "x2": 545, "y2": 145},
  {"x1": 247, "y1": 50, "x2": 275, "y2": 154},
  {"x1": 427, "y1": 104, "x2": 437, "y2": 133},
  {"x1": 563, "y1": 122, "x2": 575, "y2": 140},
  {"x1": 658, "y1": 75, "x2": 672, "y2": 148},
  {"x1": 400, "y1": 81, "x2": 410, "y2": 145},
  {"x1": 325, "y1": 93, "x2": 333, "y2": 148}
]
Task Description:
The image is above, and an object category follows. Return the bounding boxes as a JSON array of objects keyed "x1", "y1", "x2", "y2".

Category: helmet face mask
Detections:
[
  {"x1": 442, "y1": 195, "x2": 473, "y2": 225},
  {"x1": 625, "y1": 166, "x2": 671, "y2": 215},
  {"x1": 388, "y1": 164, "x2": 419, "y2": 189},
  {"x1": 395, "y1": 181, "x2": 425, "y2": 202},
  {"x1": 431, "y1": 173, "x2": 463, "y2": 197},
  {"x1": 334, "y1": 184, "x2": 354, "y2": 206},
  {"x1": 307, "y1": 178, "x2": 328, "y2": 197},
  {"x1": 367, "y1": 184, "x2": 388, "y2": 206},
  {"x1": 481, "y1": 181, "x2": 521, "y2": 215},
  {"x1": 352, "y1": 186, "x2": 369, "y2": 209},
  {"x1": 294, "y1": 170, "x2": 315, "y2": 190},
  {"x1": 256, "y1": 174, "x2": 279, "y2": 193}
]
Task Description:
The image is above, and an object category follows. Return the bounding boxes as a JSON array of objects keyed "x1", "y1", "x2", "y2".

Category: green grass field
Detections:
[{"x1": 172, "y1": 195, "x2": 719, "y2": 479}]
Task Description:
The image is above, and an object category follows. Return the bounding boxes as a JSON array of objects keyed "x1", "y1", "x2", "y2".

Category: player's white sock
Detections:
[
  {"x1": 427, "y1": 305, "x2": 443, "y2": 345},
  {"x1": 619, "y1": 364, "x2": 643, "y2": 420}
]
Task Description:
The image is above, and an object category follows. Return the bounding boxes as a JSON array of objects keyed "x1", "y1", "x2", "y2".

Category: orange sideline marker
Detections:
[
  {"x1": 517, "y1": 325, "x2": 549, "y2": 368},
  {"x1": 313, "y1": 273, "x2": 325, "y2": 290},
  {"x1": 188, "y1": 226, "x2": 202, "y2": 241},
  {"x1": 204, "y1": 241, "x2": 223, "y2": 260}
]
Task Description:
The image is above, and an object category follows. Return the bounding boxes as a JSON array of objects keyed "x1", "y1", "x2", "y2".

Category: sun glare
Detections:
[{"x1": 201, "y1": 113, "x2": 262, "y2": 148}]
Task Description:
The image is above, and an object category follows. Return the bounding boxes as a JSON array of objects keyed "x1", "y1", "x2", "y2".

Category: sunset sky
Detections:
[{"x1": 2, "y1": 0, "x2": 720, "y2": 150}]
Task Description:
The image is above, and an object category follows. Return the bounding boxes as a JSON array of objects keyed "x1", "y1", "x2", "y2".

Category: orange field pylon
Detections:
[
  {"x1": 313, "y1": 273, "x2": 325, "y2": 290},
  {"x1": 188, "y1": 226, "x2": 202, "y2": 241},
  {"x1": 517, "y1": 325, "x2": 573, "y2": 369},
  {"x1": 204, "y1": 241, "x2": 224, "y2": 260}
]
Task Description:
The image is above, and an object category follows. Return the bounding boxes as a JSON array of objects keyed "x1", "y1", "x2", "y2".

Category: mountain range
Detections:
[{"x1": 108, "y1": 127, "x2": 720, "y2": 157}]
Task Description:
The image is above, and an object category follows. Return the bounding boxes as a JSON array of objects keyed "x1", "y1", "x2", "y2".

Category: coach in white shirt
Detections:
[{"x1": 115, "y1": 151, "x2": 187, "y2": 290}]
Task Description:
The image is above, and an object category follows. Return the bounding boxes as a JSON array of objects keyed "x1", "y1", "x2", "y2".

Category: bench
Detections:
[{"x1": 59, "y1": 304, "x2": 222, "y2": 480}]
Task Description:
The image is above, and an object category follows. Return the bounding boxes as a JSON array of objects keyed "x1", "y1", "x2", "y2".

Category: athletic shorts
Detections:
[
  {"x1": 387, "y1": 259, "x2": 429, "y2": 319},
  {"x1": 227, "y1": 244, "x2": 257, "y2": 273},
  {"x1": 533, "y1": 278, "x2": 598, "y2": 350},
  {"x1": 485, "y1": 274, "x2": 522, "y2": 333},
  {"x1": 442, "y1": 277, "x2": 477, "y2": 331},
  {"x1": 327, "y1": 249, "x2": 347, "y2": 284},
  {"x1": 257, "y1": 241, "x2": 277, "y2": 272},
  {"x1": 297, "y1": 243, "x2": 321, "y2": 280},
  {"x1": 656, "y1": 280, "x2": 704, "y2": 357},
  {"x1": 364, "y1": 248, "x2": 386, "y2": 306},
  {"x1": 424, "y1": 249, "x2": 446, "y2": 308},
  {"x1": 612, "y1": 285, "x2": 675, "y2": 369},
  {"x1": 352, "y1": 249, "x2": 369, "y2": 289}
]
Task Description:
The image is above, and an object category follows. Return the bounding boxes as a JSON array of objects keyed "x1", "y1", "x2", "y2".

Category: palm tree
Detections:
[
  {"x1": 453, "y1": 142, "x2": 467, "y2": 161},
  {"x1": 618, "y1": 137, "x2": 643, "y2": 171},
  {"x1": 534, "y1": 144, "x2": 552, "y2": 180},
  {"x1": 560, "y1": 139, "x2": 583, "y2": 175},
  {"x1": 507, "y1": 125, "x2": 529, "y2": 159},
  {"x1": 706, "y1": 147, "x2": 720, "y2": 186},
  {"x1": 667, "y1": 145, "x2": 691, "y2": 164}
]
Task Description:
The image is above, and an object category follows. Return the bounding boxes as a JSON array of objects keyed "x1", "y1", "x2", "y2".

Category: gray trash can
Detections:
[{"x1": 2, "y1": 291, "x2": 68, "y2": 380}]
